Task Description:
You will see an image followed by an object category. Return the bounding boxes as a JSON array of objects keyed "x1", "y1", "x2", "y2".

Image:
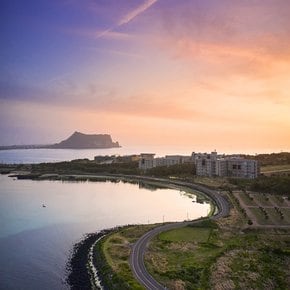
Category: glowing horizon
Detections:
[{"x1": 1, "y1": 0, "x2": 289, "y2": 153}]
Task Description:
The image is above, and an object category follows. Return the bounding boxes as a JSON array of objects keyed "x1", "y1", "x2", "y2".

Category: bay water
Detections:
[{"x1": 0, "y1": 174, "x2": 210, "y2": 289}]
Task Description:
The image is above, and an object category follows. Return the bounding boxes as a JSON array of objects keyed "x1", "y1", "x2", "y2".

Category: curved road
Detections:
[{"x1": 129, "y1": 178, "x2": 230, "y2": 290}]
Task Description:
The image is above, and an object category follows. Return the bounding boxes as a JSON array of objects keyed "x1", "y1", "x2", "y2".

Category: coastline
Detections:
[
  {"x1": 63, "y1": 175, "x2": 225, "y2": 289},
  {"x1": 67, "y1": 224, "x2": 159, "y2": 290},
  {"x1": 66, "y1": 229, "x2": 114, "y2": 290},
  {"x1": 2, "y1": 164, "x2": 289, "y2": 288},
  {"x1": 4, "y1": 170, "x2": 226, "y2": 289}
]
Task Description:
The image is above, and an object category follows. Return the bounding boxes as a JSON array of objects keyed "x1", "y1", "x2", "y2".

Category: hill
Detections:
[
  {"x1": 51, "y1": 131, "x2": 120, "y2": 149},
  {"x1": 0, "y1": 131, "x2": 120, "y2": 150}
]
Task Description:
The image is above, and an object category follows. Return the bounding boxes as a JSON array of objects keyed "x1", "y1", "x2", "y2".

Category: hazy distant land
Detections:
[{"x1": 0, "y1": 131, "x2": 120, "y2": 150}]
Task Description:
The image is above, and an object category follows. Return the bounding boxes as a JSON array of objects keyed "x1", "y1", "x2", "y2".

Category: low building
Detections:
[
  {"x1": 165, "y1": 155, "x2": 191, "y2": 166},
  {"x1": 154, "y1": 157, "x2": 167, "y2": 167},
  {"x1": 139, "y1": 153, "x2": 155, "y2": 170},
  {"x1": 139, "y1": 154, "x2": 192, "y2": 170}
]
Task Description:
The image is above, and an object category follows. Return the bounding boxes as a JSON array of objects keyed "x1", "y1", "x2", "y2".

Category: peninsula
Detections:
[{"x1": 0, "y1": 131, "x2": 121, "y2": 150}]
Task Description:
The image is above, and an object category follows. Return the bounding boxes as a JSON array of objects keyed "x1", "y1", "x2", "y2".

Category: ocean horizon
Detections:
[{"x1": 0, "y1": 146, "x2": 283, "y2": 164}]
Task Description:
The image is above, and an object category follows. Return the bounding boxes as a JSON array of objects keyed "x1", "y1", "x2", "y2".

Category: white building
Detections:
[
  {"x1": 139, "y1": 154, "x2": 192, "y2": 170},
  {"x1": 154, "y1": 157, "x2": 167, "y2": 167},
  {"x1": 139, "y1": 151, "x2": 258, "y2": 178},
  {"x1": 194, "y1": 151, "x2": 258, "y2": 178},
  {"x1": 218, "y1": 157, "x2": 258, "y2": 179},
  {"x1": 139, "y1": 153, "x2": 155, "y2": 170},
  {"x1": 193, "y1": 151, "x2": 218, "y2": 177},
  {"x1": 165, "y1": 155, "x2": 191, "y2": 166}
]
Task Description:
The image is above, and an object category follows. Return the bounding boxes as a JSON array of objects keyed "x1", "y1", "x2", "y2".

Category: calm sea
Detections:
[{"x1": 0, "y1": 174, "x2": 210, "y2": 290}]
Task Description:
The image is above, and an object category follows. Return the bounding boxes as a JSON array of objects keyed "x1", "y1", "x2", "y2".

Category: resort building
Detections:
[
  {"x1": 138, "y1": 151, "x2": 258, "y2": 178},
  {"x1": 164, "y1": 155, "x2": 192, "y2": 166},
  {"x1": 139, "y1": 154, "x2": 192, "y2": 170},
  {"x1": 193, "y1": 151, "x2": 258, "y2": 178},
  {"x1": 216, "y1": 157, "x2": 258, "y2": 179},
  {"x1": 139, "y1": 153, "x2": 155, "y2": 170},
  {"x1": 193, "y1": 151, "x2": 218, "y2": 177}
]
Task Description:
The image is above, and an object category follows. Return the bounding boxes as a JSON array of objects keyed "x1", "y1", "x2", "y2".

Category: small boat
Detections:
[{"x1": 42, "y1": 204, "x2": 46, "y2": 208}]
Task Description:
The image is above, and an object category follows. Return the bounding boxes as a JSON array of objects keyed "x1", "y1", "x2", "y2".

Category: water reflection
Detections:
[{"x1": 0, "y1": 174, "x2": 210, "y2": 290}]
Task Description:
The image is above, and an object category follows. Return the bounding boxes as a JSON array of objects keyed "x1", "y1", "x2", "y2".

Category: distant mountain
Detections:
[
  {"x1": 50, "y1": 131, "x2": 120, "y2": 149},
  {"x1": 0, "y1": 132, "x2": 120, "y2": 150}
]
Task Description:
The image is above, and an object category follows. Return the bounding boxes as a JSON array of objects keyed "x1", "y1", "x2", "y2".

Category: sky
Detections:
[{"x1": 1, "y1": 0, "x2": 290, "y2": 153}]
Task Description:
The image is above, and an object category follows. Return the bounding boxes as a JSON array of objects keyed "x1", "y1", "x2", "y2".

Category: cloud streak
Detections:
[
  {"x1": 96, "y1": 0, "x2": 158, "y2": 39},
  {"x1": 118, "y1": 0, "x2": 158, "y2": 26}
]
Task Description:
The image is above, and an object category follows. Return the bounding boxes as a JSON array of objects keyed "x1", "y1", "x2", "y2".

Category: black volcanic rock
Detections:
[{"x1": 50, "y1": 131, "x2": 120, "y2": 149}]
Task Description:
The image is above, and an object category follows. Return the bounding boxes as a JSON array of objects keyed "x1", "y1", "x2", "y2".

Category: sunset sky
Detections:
[{"x1": 1, "y1": 0, "x2": 290, "y2": 153}]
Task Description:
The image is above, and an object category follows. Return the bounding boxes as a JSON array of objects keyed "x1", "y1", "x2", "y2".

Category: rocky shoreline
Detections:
[
  {"x1": 66, "y1": 230, "x2": 109, "y2": 290},
  {"x1": 66, "y1": 226, "x2": 127, "y2": 290}
]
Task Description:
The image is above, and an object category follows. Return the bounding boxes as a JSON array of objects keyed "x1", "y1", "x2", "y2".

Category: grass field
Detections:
[
  {"x1": 145, "y1": 220, "x2": 290, "y2": 290},
  {"x1": 261, "y1": 164, "x2": 290, "y2": 173},
  {"x1": 238, "y1": 192, "x2": 257, "y2": 206},
  {"x1": 281, "y1": 208, "x2": 290, "y2": 221},
  {"x1": 266, "y1": 208, "x2": 290, "y2": 225},
  {"x1": 252, "y1": 193, "x2": 273, "y2": 207},
  {"x1": 271, "y1": 195, "x2": 288, "y2": 206},
  {"x1": 191, "y1": 176, "x2": 230, "y2": 189},
  {"x1": 159, "y1": 227, "x2": 211, "y2": 243},
  {"x1": 95, "y1": 185, "x2": 290, "y2": 289},
  {"x1": 234, "y1": 191, "x2": 290, "y2": 226},
  {"x1": 98, "y1": 224, "x2": 159, "y2": 290}
]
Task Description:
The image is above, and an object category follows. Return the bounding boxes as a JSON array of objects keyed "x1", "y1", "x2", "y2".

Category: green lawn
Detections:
[
  {"x1": 159, "y1": 227, "x2": 211, "y2": 243},
  {"x1": 145, "y1": 223, "x2": 222, "y2": 289}
]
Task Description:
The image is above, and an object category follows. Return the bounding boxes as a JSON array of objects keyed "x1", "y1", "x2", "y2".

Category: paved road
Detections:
[{"x1": 129, "y1": 178, "x2": 230, "y2": 290}]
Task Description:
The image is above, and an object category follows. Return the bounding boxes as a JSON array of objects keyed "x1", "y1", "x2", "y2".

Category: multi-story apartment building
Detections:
[
  {"x1": 194, "y1": 152, "x2": 258, "y2": 178},
  {"x1": 193, "y1": 151, "x2": 218, "y2": 177},
  {"x1": 139, "y1": 151, "x2": 258, "y2": 178},
  {"x1": 139, "y1": 153, "x2": 155, "y2": 170},
  {"x1": 219, "y1": 158, "x2": 258, "y2": 179}
]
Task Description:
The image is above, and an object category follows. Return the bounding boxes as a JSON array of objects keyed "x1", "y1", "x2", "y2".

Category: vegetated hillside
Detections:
[
  {"x1": 51, "y1": 131, "x2": 120, "y2": 149},
  {"x1": 29, "y1": 159, "x2": 139, "y2": 175},
  {"x1": 229, "y1": 176, "x2": 290, "y2": 195},
  {"x1": 244, "y1": 152, "x2": 290, "y2": 166}
]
